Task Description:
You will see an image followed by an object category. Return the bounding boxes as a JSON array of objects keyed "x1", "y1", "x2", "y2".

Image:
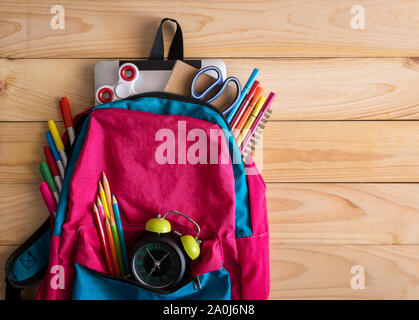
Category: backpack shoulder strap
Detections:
[{"x1": 4, "y1": 218, "x2": 51, "y2": 300}]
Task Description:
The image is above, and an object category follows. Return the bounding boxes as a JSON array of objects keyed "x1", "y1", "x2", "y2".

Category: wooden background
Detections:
[{"x1": 2, "y1": 0, "x2": 419, "y2": 299}]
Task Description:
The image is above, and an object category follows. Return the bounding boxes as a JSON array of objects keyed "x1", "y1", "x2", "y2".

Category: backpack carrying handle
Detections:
[{"x1": 149, "y1": 18, "x2": 184, "y2": 61}]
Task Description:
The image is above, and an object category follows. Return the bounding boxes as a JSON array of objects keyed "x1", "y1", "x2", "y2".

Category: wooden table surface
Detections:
[{"x1": 2, "y1": 0, "x2": 419, "y2": 300}]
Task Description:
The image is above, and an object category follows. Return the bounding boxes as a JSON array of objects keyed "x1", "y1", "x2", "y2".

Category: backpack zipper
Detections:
[{"x1": 122, "y1": 91, "x2": 232, "y2": 131}]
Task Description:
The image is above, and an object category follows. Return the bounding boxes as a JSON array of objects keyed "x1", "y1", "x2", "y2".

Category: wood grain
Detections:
[
  {"x1": 0, "y1": 183, "x2": 48, "y2": 245},
  {"x1": 3, "y1": 1, "x2": 419, "y2": 58},
  {"x1": 270, "y1": 244, "x2": 419, "y2": 299},
  {"x1": 259, "y1": 121, "x2": 419, "y2": 182},
  {"x1": 3, "y1": 58, "x2": 419, "y2": 121},
  {"x1": 268, "y1": 183, "x2": 419, "y2": 245},
  {"x1": 2, "y1": 121, "x2": 419, "y2": 183}
]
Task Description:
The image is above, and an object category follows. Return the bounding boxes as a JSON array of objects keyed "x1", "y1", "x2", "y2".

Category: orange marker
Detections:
[
  {"x1": 97, "y1": 196, "x2": 120, "y2": 277},
  {"x1": 234, "y1": 86, "x2": 263, "y2": 140}
]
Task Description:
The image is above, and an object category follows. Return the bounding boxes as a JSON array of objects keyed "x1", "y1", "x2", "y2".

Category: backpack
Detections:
[{"x1": 5, "y1": 19, "x2": 270, "y2": 300}]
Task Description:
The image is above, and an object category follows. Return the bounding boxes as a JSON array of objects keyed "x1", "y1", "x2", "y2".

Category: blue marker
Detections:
[
  {"x1": 46, "y1": 131, "x2": 65, "y2": 180},
  {"x1": 226, "y1": 68, "x2": 260, "y2": 124},
  {"x1": 112, "y1": 194, "x2": 130, "y2": 275}
]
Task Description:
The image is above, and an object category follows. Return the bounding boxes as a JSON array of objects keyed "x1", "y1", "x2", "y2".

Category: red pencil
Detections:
[{"x1": 92, "y1": 202, "x2": 115, "y2": 275}]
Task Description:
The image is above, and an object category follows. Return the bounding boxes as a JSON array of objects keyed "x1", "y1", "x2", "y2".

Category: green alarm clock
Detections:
[{"x1": 130, "y1": 210, "x2": 201, "y2": 292}]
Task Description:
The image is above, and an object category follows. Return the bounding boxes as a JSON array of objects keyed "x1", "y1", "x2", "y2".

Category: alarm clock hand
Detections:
[
  {"x1": 147, "y1": 264, "x2": 158, "y2": 277},
  {"x1": 158, "y1": 251, "x2": 171, "y2": 264},
  {"x1": 146, "y1": 249, "x2": 161, "y2": 270}
]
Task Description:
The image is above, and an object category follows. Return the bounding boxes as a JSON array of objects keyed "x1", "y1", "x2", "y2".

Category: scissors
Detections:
[{"x1": 191, "y1": 66, "x2": 242, "y2": 116}]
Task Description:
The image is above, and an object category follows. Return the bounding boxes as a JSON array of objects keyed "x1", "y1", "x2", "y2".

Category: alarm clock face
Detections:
[{"x1": 131, "y1": 235, "x2": 186, "y2": 290}]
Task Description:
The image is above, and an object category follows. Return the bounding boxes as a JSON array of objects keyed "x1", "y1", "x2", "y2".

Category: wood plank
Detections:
[
  {"x1": 2, "y1": 182, "x2": 419, "y2": 246},
  {"x1": 270, "y1": 244, "x2": 419, "y2": 299},
  {"x1": 267, "y1": 183, "x2": 419, "y2": 245},
  {"x1": 2, "y1": 121, "x2": 419, "y2": 183},
  {"x1": 3, "y1": 1, "x2": 419, "y2": 58},
  {"x1": 0, "y1": 183, "x2": 48, "y2": 245},
  {"x1": 258, "y1": 121, "x2": 419, "y2": 182},
  {"x1": 3, "y1": 58, "x2": 419, "y2": 121}
]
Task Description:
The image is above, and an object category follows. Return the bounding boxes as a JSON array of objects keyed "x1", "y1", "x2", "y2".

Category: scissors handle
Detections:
[
  {"x1": 216, "y1": 77, "x2": 241, "y2": 116},
  {"x1": 190, "y1": 66, "x2": 223, "y2": 101},
  {"x1": 191, "y1": 66, "x2": 242, "y2": 116}
]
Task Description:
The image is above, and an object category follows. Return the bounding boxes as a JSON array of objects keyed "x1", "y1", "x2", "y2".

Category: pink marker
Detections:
[{"x1": 39, "y1": 182, "x2": 57, "y2": 228}]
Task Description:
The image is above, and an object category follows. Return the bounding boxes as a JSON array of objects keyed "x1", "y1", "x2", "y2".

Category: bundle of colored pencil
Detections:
[{"x1": 92, "y1": 172, "x2": 130, "y2": 277}]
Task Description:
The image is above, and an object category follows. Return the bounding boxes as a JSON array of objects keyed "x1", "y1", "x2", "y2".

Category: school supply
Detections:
[
  {"x1": 237, "y1": 96, "x2": 267, "y2": 147},
  {"x1": 130, "y1": 210, "x2": 201, "y2": 292},
  {"x1": 97, "y1": 195, "x2": 121, "y2": 276},
  {"x1": 98, "y1": 181, "x2": 111, "y2": 220},
  {"x1": 164, "y1": 60, "x2": 237, "y2": 112},
  {"x1": 101, "y1": 173, "x2": 126, "y2": 276},
  {"x1": 46, "y1": 132, "x2": 65, "y2": 180},
  {"x1": 241, "y1": 92, "x2": 276, "y2": 156},
  {"x1": 93, "y1": 203, "x2": 115, "y2": 276},
  {"x1": 39, "y1": 182, "x2": 57, "y2": 227},
  {"x1": 230, "y1": 80, "x2": 260, "y2": 132},
  {"x1": 48, "y1": 120, "x2": 68, "y2": 168},
  {"x1": 234, "y1": 86, "x2": 264, "y2": 139},
  {"x1": 190, "y1": 66, "x2": 241, "y2": 116},
  {"x1": 59, "y1": 97, "x2": 76, "y2": 146},
  {"x1": 226, "y1": 68, "x2": 260, "y2": 124},
  {"x1": 43, "y1": 146, "x2": 63, "y2": 192},
  {"x1": 6, "y1": 18, "x2": 270, "y2": 301},
  {"x1": 112, "y1": 195, "x2": 130, "y2": 276},
  {"x1": 38, "y1": 162, "x2": 59, "y2": 204},
  {"x1": 94, "y1": 19, "x2": 226, "y2": 106}
]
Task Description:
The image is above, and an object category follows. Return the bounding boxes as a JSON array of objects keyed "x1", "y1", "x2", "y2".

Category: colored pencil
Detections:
[
  {"x1": 98, "y1": 181, "x2": 111, "y2": 220},
  {"x1": 102, "y1": 172, "x2": 126, "y2": 276},
  {"x1": 97, "y1": 196, "x2": 120, "y2": 276},
  {"x1": 112, "y1": 194, "x2": 130, "y2": 275},
  {"x1": 92, "y1": 202, "x2": 114, "y2": 275},
  {"x1": 105, "y1": 218, "x2": 121, "y2": 277}
]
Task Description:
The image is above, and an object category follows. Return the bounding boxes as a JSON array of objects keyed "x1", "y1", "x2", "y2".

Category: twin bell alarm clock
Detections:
[{"x1": 129, "y1": 210, "x2": 201, "y2": 292}]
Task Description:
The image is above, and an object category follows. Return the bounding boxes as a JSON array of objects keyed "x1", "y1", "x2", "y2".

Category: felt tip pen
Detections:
[
  {"x1": 226, "y1": 68, "x2": 260, "y2": 124},
  {"x1": 234, "y1": 86, "x2": 264, "y2": 140},
  {"x1": 48, "y1": 120, "x2": 68, "y2": 168},
  {"x1": 39, "y1": 161, "x2": 59, "y2": 204},
  {"x1": 237, "y1": 96, "x2": 267, "y2": 147},
  {"x1": 59, "y1": 97, "x2": 76, "y2": 146},
  {"x1": 46, "y1": 132, "x2": 65, "y2": 180},
  {"x1": 39, "y1": 182, "x2": 57, "y2": 227},
  {"x1": 43, "y1": 146, "x2": 63, "y2": 192},
  {"x1": 230, "y1": 80, "x2": 260, "y2": 132}
]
